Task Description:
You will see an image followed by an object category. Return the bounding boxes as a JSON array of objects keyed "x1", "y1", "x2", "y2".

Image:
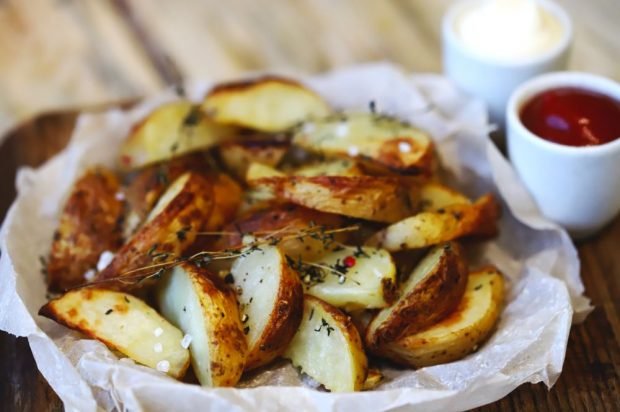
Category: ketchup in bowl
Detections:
[{"x1": 520, "y1": 87, "x2": 620, "y2": 146}]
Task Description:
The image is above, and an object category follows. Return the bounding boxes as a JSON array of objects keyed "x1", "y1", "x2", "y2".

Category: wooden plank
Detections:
[
  {"x1": 0, "y1": 110, "x2": 618, "y2": 412},
  {"x1": 0, "y1": 0, "x2": 162, "y2": 139}
]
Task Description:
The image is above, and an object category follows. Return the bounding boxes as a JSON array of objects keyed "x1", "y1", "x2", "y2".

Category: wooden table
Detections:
[{"x1": 1, "y1": 1, "x2": 619, "y2": 411}]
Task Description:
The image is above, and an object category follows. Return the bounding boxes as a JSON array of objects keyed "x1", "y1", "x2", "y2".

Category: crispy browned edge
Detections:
[
  {"x1": 95, "y1": 173, "x2": 214, "y2": 289},
  {"x1": 304, "y1": 294, "x2": 368, "y2": 387},
  {"x1": 181, "y1": 262, "x2": 248, "y2": 386},
  {"x1": 123, "y1": 153, "x2": 209, "y2": 230},
  {"x1": 213, "y1": 204, "x2": 345, "y2": 251},
  {"x1": 380, "y1": 265, "x2": 505, "y2": 368},
  {"x1": 47, "y1": 167, "x2": 124, "y2": 292},
  {"x1": 245, "y1": 254, "x2": 304, "y2": 370},
  {"x1": 206, "y1": 75, "x2": 317, "y2": 99},
  {"x1": 254, "y1": 175, "x2": 414, "y2": 223},
  {"x1": 218, "y1": 139, "x2": 290, "y2": 179},
  {"x1": 38, "y1": 288, "x2": 190, "y2": 379},
  {"x1": 365, "y1": 242, "x2": 468, "y2": 350}
]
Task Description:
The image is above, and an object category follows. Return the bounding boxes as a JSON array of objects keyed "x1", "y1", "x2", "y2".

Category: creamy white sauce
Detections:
[{"x1": 455, "y1": 0, "x2": 564, "y2": 61}]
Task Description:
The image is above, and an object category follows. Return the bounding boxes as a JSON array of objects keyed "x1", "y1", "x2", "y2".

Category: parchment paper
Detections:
[{"x1": 0, "y1": 63, "x2": 592, "y2": 412}]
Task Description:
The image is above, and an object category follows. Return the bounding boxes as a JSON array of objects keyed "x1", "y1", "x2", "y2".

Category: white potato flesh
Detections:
[
  {"x1": 231, "y1": 246, "x2": 282, "y2": 348},
  {"x1": 305, "y1": 246, "x2": 396, "y2": 310},
  {"x1": 284, "y1": 296, "x2": 367, "y2": 392},
  {"x1": 292, "y1": 159, "x2": 363, "y2": 177},
  {"x1": 146, "y1": 173, "x2": 190, "y2": 223},
  {"x1": 39, "y1": 289, "x2": 189, "y2": 378},
  {"x1": 245, "y1": 162, "x2": 285, "y2": 182},
  {"x1": 157, "y1": 264, "x2": 247, "y2": 387}
]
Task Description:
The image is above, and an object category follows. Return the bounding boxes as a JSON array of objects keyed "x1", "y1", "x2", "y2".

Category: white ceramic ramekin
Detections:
[
  {"x1": 506, "y1": 71, "x2": 620, "y2": 239},
  {"x1": 442, "y1": 0, "x2": 573, "y2": 126}
]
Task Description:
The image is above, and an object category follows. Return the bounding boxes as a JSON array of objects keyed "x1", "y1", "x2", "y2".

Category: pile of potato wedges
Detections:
[{"x1": 40, "y1": 76, "x2": 505, "y2": 392}]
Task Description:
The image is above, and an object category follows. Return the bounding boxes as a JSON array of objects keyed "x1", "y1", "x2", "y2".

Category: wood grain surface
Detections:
[{"x1": 1, "y1": 0, "x2": 619, "y2": 411}]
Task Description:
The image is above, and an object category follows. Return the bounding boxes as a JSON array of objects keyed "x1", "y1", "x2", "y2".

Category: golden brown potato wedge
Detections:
[
  {"x1": 39, "y1": 288, "x2": 190, "y2": 379},
  {"x1": 156, "y1": 262, "x2": 247, "y2": 386},
  {"x1": 214, "y1": 205, "x2": 346, "y2": 261},
  {"x1": 119, "y1": 101, "x2": 235, "y2": 170},
  {"x1": 365, "y1": 242, "x2": 468, "y2": 350},
  {"x1": 291, "y1": 158, "x2": 364, "y2": 177},
  {"x1": 202, "y1": 76, "x2": 330, "y2": 132},
  {"x1": 293, "y1": 113, "x2": 435, "y2": 176},
  {"x1": 122, "y1": 153, "x2": 209, "y2": 237},
  {"x1": 95, "y1": 172, "x2": 213, "y2": 289},
  {"x1": 284, "y1": 295, "x2": 368, "y2": 392},
  {"x1": 47, "y1": 167, "x2": 124, "y2": 292},
  {"x1": 245, "y1": 162, "x2": 285, "y2": 181},
  {"x1": 219, "y1": 139, "x2": 289, "y2": 180},
  {"x1": 362, "y1": 368, "x2": 384, "y2": 391},
  {"x1": 367, "y1": 194, "x2": 500, "y2": 251},
  {"x1": 304, "y1": 246, "x2": 397, "y2": 311},
  {"x1": 230, "y1": 244, "x2": 303, "y2": 370},
  {"x1": 379, "y1": 266, "x2": 505, "y2": 367},
  {"x1": 251, "y1": 176, "x2": 414, "y2": 223},
  {"x1": 417, "y1": 182, "x2": 471, "y2": 211}
]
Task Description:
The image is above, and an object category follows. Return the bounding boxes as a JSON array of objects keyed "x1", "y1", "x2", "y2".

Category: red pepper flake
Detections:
[{"x1": 343, "y1": 256, "x2": 356, "y2": 268}]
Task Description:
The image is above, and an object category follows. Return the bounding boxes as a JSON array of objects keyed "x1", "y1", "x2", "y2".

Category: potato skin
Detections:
[
  {"x1": 244, "y1": 253, "x2": 303, "y2": 370},
  {"x1": 95, "y1": 173, "x2": 214, "y2": 289},
  {"x1": 379, "y1": 267, "x2": 505, "y2": 367},
  {"x1": 47, "y1": 167, "x2": 124, "y2": 292},
  {"x1": 123, "y1": 153, "x2": 209, "y2": 237},
  {"x1": 181, "y1": 263, "x2": 248, "y2": 386},
  {"x1": 214, "y1": 205, "x2": 346, "y2": 258},
  {"x1": 255, "y1": 175, "x2": 414, "y2": 223},
  {"x1": 365, "y1": 242, "x2": 468, "y2": 350}
]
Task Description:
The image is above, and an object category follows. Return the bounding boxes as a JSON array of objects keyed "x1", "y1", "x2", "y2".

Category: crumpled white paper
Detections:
[{"x1": 0, "y1": 63, "x2": 592, "y2": 412}]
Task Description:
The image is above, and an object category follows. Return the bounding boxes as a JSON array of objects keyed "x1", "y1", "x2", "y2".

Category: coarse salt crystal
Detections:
[
  {"x1": 335, "y1": 122, "x2": 349, "y2": 137},
  {"x1": 398, "y1": 141, "x2": 412, "y2": 153},
  {"x1": 181, "y1": 334, "x2": 192, "y2": 349},
  {"x1": 153, "y1": 327, "x2": 163, "y2": 337},
  {"x1": 153, "y1": 343, "x2": 163, "y2": 353},
  {"x1": 347, "y1": 146, "x2": 359, "y2": 156},
  {"x1": 96, "y1": 251, "x2": 115, "y2": 271},
  {"x1": 115, "y1": 191, "x2": 126, "y2": 201},
  {"x1": 83, "y1": 269, "x2": 96, "y2": 281},
  {"x1": 156, "y1": 360, "x2": 170, "y2": 373}
]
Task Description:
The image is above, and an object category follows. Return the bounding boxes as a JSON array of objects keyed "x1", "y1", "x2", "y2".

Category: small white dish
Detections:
[
  {"x1": 506, "y1": 71, "x2": 620, "y2": 239},
  {"x1": 442, "y1": 0, "x2": 573, "y2": 126}
]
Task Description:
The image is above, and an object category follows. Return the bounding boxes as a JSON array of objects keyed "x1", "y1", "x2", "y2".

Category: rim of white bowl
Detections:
[
  {"x1": 507, "y1": 71, "x2": 620, "y2": 156},
  {"x1": 442, "y1": 0, "x2": 573, "y2": 68}
]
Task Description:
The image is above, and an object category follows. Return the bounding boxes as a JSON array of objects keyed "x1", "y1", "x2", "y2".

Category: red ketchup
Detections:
[{"x1": 520, "y1": 87, "x2": 620, "y2": 147}]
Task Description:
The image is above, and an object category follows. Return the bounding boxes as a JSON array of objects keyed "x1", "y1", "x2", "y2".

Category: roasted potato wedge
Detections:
[
  {"x1": 119, "y1": 101, "x2": 235, "y2": 170},
  {"x1": 96, "y1": 172, "x2": 213, "y2": 289},
  {"x1": 365, "y1": 242, "x2": 468, "y2": 349},
  {"x1": 214, "y1": 205, "x2": 346, "y2": 261},
  {"x1": 292, "y1": 158, "x2": 364, "y2": 177},
  {"x1": 417, "y1": 182, "x2": 471, "y2": 211},
  {"x1": 47, "y1": 167, "x2": 124, "y2": 292},
  {"x1": 293, "y1": 113, "x2": 435, "y2": 176},
  {"x1": 362, "y1": 368, "x2": 384, "y2": 391},
  {"x1": 367, "y1": 194, "x2": 500, "y2": 251},
  {"x1": 230, "y1": 244, "x2": 303, "y2": 370},
  {"x1": 202, "y1": 76, "x2": 330, "y2": 132},
  {"x1": 122, "y1": 153, "x2": 208, "y2": 237},
  {"x1": 379, "y1": 267, "x2": 505, "y2": 367},
  {"x1": 251, "y1": 176, "x2": 414, "y2": 223},
  {"x1": 206, "y1": 173, "x2": 243, "y2": 230},
  {"x1": 39, "y1": 288, "x2": 190, "y2": 379},
  {"x1": 304, "y1": 246, "x2": 397, "y2": 311},
  {"x1": 284, "y1": 295, "x2": 368, "y2": 392},
  {"x1": 156, "y1": 262, "x2": 247, "y2": 386},
  {"x1": 219, "y1": 139, "x2": 289, "y2": 180}
]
